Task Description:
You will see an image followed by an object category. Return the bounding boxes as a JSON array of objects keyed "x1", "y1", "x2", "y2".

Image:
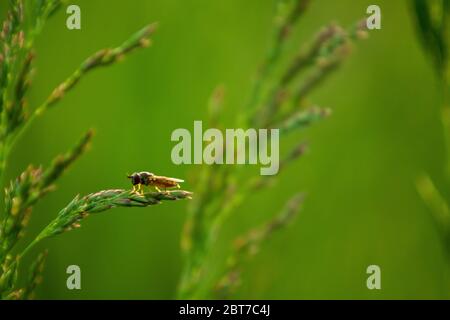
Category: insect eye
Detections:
[{"x1": 131, "y1": 175, "x2": 140, "y2": 184}]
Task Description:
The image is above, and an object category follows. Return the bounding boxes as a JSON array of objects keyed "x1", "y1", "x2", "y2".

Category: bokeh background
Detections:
[{"x1": 1, "y1": 0, "x2": 449, "y2": 299}]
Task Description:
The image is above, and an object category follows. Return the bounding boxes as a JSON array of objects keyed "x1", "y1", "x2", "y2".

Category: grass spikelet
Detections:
[
  {"x1": 22, "y1": 250, "x2": 48, "y2": 300},
  {"x1": 0, "y1": 1, "x2": 165, "y2": 299},
  {"x1": 22, "y1": 189, "x2": 192, "y2": 256}
]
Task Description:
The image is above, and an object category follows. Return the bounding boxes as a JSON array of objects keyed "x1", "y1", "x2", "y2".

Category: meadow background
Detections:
[{"x1": 0, "y1": 0, "x2": 448, "y2": 299}]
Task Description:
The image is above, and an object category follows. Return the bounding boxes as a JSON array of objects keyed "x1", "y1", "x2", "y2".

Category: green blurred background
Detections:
[{"x1": 1, "y1": 0, "x2": 449, "y2": 299}]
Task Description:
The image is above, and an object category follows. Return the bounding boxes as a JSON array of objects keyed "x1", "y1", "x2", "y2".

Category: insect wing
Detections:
[{"x1": 155, "y1": 176, "x2": 184, "y2": 184}]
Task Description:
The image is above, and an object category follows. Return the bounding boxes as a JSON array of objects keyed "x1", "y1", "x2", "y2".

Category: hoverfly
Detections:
[{"x1": 127, "y1": 171, "x2": 184, "y2": 193}]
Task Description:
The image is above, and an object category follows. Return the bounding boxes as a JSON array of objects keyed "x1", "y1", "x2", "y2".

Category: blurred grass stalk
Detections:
[
  {"x1": 412, "y1": 1, "x2": 450, "y2": 260},
  {"x1": 177, "y1": 0, "x2": 368, "y2": 299},
  {"x1": 412, "y1": 0, "x2": 450, "y2": 173},
  {"x1": 0, "y1": 1, "x2": 175, "y2": 299}
]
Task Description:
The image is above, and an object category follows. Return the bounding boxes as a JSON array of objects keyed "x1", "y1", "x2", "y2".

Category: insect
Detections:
[{"x1": 127, "y1": 171, "x2": 184, "y2": 193}]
